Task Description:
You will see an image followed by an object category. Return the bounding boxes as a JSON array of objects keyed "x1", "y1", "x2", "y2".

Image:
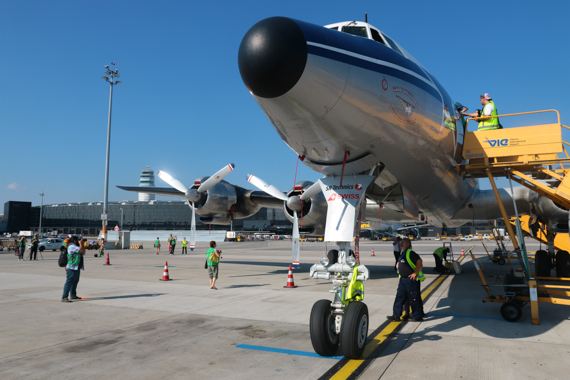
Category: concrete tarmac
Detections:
[{"x1": 1, "y1": 239, "x2": 569, "y2": 379}]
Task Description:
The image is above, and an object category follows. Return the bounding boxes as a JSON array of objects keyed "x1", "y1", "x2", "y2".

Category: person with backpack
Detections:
[
  {"x1": 206, "y1": 241, "x2": 222, "y2": 290},
  {"x1": 61, "y1": 236, "x2": 85, "y2": 302},
  {"x1": 17, "y1": 235, "x2": 27, "y2": 261}
]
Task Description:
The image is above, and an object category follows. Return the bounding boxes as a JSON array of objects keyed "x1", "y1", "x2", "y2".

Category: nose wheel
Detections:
[
  {"x1": 340, "y1": 301, "x2": 369, "y2": 359},
  {"x1": 310, "y1": 300, "x2": 339, "y2": 356}
]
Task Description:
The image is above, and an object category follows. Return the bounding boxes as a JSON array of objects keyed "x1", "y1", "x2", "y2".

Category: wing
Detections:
[{"x1": 116, "y1": 186, "x2": 185, "y2": 198}]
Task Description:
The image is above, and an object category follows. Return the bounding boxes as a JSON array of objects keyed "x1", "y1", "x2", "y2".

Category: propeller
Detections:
[
  {"x1": 247, "y1": 174, "x2": 304, "y2": 267},
  {"x1": 158, "y1": 164, "x2": 235, "y2": 251}
]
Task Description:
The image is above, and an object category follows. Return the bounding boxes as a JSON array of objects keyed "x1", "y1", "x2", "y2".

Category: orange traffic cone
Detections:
[
  {"x1": 284, "y1": 265, "x2": 296, "y2": 288},
  {"x1": 371, "y1": 248, "x2": 375, "y2": 257},
  {"x1": 104, "y1": 253, "x2": 111, "y2": 265},
  {"x1": 461, "y1": 247, "x2": 465, "y2": 256},
  {"x1": 160, "y1": 261, "x2": 172, "y2": 281}
]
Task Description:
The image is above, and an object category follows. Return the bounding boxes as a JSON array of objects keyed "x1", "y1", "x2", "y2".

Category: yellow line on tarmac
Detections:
[{"x1": 329, "y1": 249, "x2": 471, "y2": 380}]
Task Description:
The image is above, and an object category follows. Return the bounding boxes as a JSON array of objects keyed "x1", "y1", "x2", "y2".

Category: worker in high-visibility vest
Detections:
[
  {"x1": 181, "y1": 238, "x2": 188, "y2": 255},
  {"x1": 433, "y1": 247, "x2": 449, "y2": 273},
  {"x1": 464, "y1": 93, "x2": 500, "y2": 131},
  {"x1": 387, "y1": 238, "x2": 426, "y2": 322}
]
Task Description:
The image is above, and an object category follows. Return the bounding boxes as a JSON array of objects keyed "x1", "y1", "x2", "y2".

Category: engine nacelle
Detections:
[
  {"x1": 194, "y1": 177, "x2": 237, "y2": 216},
  {"x1": 284, "y1": 181, "x2": 327, "y2": 234}
]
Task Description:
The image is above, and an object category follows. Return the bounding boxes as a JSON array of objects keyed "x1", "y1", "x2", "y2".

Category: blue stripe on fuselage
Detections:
[
  {"x1": 293, "y1": 18, "x2": 441, "y2": 101},
  {"x1": 307, "y1": 44, "x2": 441, "y2": 101}
]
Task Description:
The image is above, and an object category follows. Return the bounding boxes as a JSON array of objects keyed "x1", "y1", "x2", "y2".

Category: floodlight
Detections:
[
  {"x1": 105, "y1": 70, "x2": 112, "y2": 75},
  {"x1": 102, "y1": 76, "x2": 109, "y2": 80},
  {"x1": 105, "y1": 65, "x2": 109, "y2": 68},
  {"x1": 115, "y1": 81, "x2": 122, "y2": 84}
]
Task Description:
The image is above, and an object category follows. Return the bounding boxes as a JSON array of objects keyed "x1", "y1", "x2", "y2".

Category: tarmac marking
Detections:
[
  {"x1": 427, "y1": 313, "x2": 502, "y2": 320},
  {"x1": 236, "y1": 344, "x2": 343, "y2": 360},
  {"x1": 321, "y1": 251, "x2": 472, "y2": 380}
]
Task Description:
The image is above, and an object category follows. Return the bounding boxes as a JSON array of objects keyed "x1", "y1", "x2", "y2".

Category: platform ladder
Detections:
[{"x1": 457, "y1": 109, "x2": 570, "y2": 324}]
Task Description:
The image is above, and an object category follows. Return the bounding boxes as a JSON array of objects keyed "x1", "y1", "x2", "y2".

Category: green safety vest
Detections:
[
  {"x1": 399, "y1": 248, "x2": 426, "y2": 282},
  {"x1": 182, "y1": 240, "x2": 187, "y2": 247},
  {"x1": 478, "y1": 101, "x2": 499, "y2": 131},
  {"x1": 155, "y1": 240, "x2": 160, "y2": 247},
  {"x1": 434, "y1": 247, "x2": 446, "y2": 260},
  {"x1": 444, "y1": 110, "x2": 456, "y2": 131}
]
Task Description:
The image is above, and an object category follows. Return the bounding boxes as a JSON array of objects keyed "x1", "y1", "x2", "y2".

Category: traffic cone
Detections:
[
  {"x1": 284, "y1": 265, "x2": 296, "y2": 288},
  {"x1": 160, "y1": 261, "x2": 172, "y2": 281},
  {"x1": 104, "y1": 253, "x2": 111, "y2": 265},
  {"x1": 371, "y1": 248, "x2": 375, "y2": 257},
  {"x1": 461, "y1": 247, "x2": 465, "y2": 256}
]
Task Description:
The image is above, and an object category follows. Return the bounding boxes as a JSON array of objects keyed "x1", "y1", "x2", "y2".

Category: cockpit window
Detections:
[
  {"x1": 370, "y1": 29, "x2": 386, "y2": 45},
  {"x1": 327, "y1": 26, "x2": 339, "y2": 31},
  {"x1": 382, "y1": 34, "x2": 404, "y2": 56},
  {"x1": 341, "y1": 26, "x2": 368, "y2": 38}
]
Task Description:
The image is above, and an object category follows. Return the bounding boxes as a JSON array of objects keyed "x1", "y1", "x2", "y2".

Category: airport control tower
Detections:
[{"x1": 138, "y1": 166, "x2": 155, "y2": 201}]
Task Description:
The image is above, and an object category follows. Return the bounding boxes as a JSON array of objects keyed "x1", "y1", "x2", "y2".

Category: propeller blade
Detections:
[
  {"x1": 299, "y1": 181, "x2": 322, "y2": 201},
  {"x1": 247, "y1": 174, "x2": 288, "y2": 201},
  {"x1": 292, "y1": 210, "x2": 300, "y2": 268},
  {"x1": 158, "y1": 171, "x2": 188, "y2": 193},
  {"x1": 197, "y1": 163, "x2": 235, "y2": 193},
  {"x1": 190, "y1": 202, "x2": 196, "y2": 251}
]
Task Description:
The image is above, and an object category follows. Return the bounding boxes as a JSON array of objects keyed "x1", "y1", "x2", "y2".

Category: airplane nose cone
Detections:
[{"x1": 238, "y1": 17, "x2": 307, "y2": 98}]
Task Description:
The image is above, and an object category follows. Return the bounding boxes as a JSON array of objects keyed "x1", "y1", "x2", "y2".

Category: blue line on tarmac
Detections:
[
  {"x1": 427, "y1": 313, "x2": 503, "y2": 320},
  {"x1": 236, "y1": 344, "x2": 343, "y2": 360}
]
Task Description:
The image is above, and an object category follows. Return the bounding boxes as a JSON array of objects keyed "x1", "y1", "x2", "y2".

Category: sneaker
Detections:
[
  {"x1": 71, "y1": 296, "x2": 82, "y2": 300},
  {"x1": 386, "y1": 315, "x2": 400, "y2": 322},
  {"x1": 61, "y1": 299, "x2": 72, "y2": 303}
]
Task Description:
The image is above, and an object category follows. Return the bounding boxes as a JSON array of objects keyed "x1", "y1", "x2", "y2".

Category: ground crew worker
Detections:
[
  {"x1": 433, "y1": 246, "x2": 449, "y2": 273},
  {"x1": 181, "y1": 238, "x2": 188, "y2": 254},
  {"x1": 387, "y1": 238, "x2": 425, "y2": 322},
  {"x1": 464, "y1": 93, "x2": 500, "y2": 131}
]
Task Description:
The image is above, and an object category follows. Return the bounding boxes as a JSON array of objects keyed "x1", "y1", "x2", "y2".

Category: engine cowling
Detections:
[
  {"x1": 193, "y1": 177, "x2": 237, "y2": 216},
  {"x1": 284, "y1": 181, "x2": 327, "y2": 235}
]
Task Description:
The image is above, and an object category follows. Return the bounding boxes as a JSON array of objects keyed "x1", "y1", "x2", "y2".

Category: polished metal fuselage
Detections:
[{"x1": 250, "y1": 20, "x2": 477, "y2": 227}]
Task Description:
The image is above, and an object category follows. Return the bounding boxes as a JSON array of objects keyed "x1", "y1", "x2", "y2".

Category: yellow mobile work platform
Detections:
[{"x1": 457, "y1": 110, "x2": 570, "y2": 324}]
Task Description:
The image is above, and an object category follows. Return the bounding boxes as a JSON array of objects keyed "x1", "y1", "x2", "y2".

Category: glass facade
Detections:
[{"x1": 28, "y1": 201, "x2": 289, "y2": 235}]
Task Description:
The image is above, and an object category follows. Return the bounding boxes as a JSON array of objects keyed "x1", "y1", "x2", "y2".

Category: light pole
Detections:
[
  {"x1": 120, "y1": 208, "x2": 123, "y2": 230},
  {"x1": 39, "y1": 192, "x2": 44, "y2": 237},
  {"x1": 101, "y1": 63, "x2": 122, "y2": 240}
]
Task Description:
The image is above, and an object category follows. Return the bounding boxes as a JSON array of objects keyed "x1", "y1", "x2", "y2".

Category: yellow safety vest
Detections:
[{"x1": 399, "y1": 248, "x2": 426, "y2": 281}]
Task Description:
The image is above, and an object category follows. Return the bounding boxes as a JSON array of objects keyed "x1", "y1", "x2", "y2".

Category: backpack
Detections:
[{"x1": 58, "y1": 249, "x2": 68, "y2": 267}]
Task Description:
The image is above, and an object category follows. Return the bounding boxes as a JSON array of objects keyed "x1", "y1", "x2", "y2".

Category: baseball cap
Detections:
[{"x1": 480, "y1": 93, "x2": 492, "y2": 100}]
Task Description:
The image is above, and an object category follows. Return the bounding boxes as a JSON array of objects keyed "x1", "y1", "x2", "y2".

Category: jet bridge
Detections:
[{"x1": 456, "y1": 109, "x2": 570, "y2": 324}]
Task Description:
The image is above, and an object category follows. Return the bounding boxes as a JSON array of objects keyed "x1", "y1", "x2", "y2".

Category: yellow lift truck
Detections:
[{"x1": 457, "y1": 110, "x2": 570, "y2": 324}]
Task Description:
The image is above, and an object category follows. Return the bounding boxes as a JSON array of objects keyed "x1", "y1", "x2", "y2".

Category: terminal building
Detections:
[{"x1": 2, "y1": 199, "x2": 498, "y2": 238}]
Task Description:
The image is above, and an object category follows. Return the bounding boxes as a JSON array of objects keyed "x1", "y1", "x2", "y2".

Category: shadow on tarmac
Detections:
[{"x1": 82, "y1": 293, "x2": 166, "y2": 301}]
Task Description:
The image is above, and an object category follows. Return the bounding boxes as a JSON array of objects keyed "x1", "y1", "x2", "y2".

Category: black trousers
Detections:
[
  {"x1": 434, "y1": 254, "x2": 445, "y2": 272},
  {"x1": 30, "y1": 247, "x2": 38, "y2": 260},
  {"x1": 393, "y1": 277, "x2": 424, "y2": 319},
  {"x1": 182, "y1": 246, "x2": 187, "y2": 254}
]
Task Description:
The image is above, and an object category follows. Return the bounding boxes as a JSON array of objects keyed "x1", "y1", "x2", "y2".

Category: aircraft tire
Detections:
[
  {"x1": 498, "y1": 258, "x2": 506, "y2": 265},
  {"x1": 556, "y1": 250, "x2": 570, "y2": 278},
  {"x1": 500, "y1": 301, "x2": 522, "y2": 322},
  {"x1": 340, "y1": 302, "x2": 368, "y2": 359},
  {"x1": 310, "y1": 299, "x2": 339, "y2": 356},
  {"x1": 535, "y1": 250, "x2": 550, "y2": 277},
  {"x1": 326, "y1": 250, "x2": 339, "y2": 265}
]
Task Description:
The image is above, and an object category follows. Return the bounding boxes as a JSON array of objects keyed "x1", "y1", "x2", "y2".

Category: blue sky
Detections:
[{"x1": 1, "y1": 0, "x2": 569, "y2": 207}]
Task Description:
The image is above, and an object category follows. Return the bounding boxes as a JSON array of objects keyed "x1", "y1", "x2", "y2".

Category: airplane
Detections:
[{"x1": 236, "y1": 16, "x2": 567, "y2": 358}]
